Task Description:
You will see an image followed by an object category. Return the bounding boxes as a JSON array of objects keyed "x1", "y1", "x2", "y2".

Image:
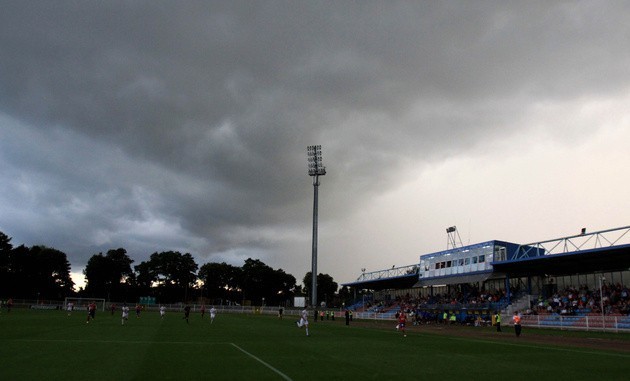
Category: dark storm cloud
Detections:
[{"x1": 1, "y1": 1, "x2": 629, "y2": 275}]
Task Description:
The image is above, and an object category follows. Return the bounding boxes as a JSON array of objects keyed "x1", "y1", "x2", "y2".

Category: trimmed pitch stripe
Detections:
[{"x1": 230, "y1": 343, "x2": 293, "y2": 381}]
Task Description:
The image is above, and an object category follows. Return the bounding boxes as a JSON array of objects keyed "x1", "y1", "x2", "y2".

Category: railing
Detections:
[
  {"x1": 355, "y1": 265, "x2": 419, "y2": 282},
  {"x1": 2, "y1": 299, "x2": 64, "y2": 310},
  {"x1": 520, "y1": 314, "x2": 630, "y2": 332},
  {"x1": 514, "y1": 225, "x2": 630, "y2": 259},
  {"x1": 354, "y1": 311, "x2": 397, "y2": 320}
]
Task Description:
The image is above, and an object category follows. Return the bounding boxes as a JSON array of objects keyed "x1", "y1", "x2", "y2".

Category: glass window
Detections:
[
  {"x1": 446, "y1": 261, "x2": 451, "y2": 268},
  {"x1": 498, "y1": 247, "x2": 506, "y2": 261},
  {"x1": 465, "y1": 258, "x2": 470, "y2": 265},
  {"x1": 479, "y1": 255, "x2": 485, "y2": 263},
  {"x1": 472, "y1": 256, "x2": 478, "y2": 264}
]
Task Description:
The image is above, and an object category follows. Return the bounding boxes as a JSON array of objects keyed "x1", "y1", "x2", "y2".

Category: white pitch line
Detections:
[{"x1": 230, "y1": 343, "x2": 293, "y2": 381}]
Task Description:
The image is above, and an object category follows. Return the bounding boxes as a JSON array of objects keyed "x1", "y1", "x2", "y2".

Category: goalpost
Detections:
[{"x1": 64, "y1": 297, "x2": 107, "y2": 312}]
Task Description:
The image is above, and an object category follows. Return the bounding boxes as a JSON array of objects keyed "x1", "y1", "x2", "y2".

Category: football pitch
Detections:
[{"x1": 1, "y1": 309, "x2": 629, "y2": 380}]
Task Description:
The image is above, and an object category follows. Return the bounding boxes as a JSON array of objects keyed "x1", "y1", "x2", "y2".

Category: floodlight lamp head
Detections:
[
  {"x1": 306, "y1": 145, "x2": 326, "y2": 176},
  {"x1": 307, "y1": 145, "x2": 322, "y2": 154}
]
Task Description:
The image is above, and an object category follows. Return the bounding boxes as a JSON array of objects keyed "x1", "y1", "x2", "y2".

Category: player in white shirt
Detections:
[
  {"x1": 121, "y1": 304, "x2": 130, "y2": 325},
  {"x1": 209, "y1": 306, "x2": 217, "y2": 324},
  {"x1": 296, "y1": 308, "x2": 310, "y2": 336},
  {"x1": 66, "y1": 302, "x2": 74, "y2": 316},
  {"x1": 159, "y1": 305, "x2": 166, "y2": 319}
]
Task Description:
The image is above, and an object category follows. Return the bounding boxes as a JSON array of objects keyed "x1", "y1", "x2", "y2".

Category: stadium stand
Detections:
[{"x1": 343, "y1": 226, "x2": 630, "y2": 331}]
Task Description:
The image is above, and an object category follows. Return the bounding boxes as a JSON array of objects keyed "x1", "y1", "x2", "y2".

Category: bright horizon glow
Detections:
[{"x1": 71, "y1": 271, "x2": 86, "y2": 291}]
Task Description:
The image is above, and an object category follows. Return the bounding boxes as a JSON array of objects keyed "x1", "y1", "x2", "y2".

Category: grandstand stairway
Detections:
[{"x1": 504, "y1": 294, "x2": 531, "y2": 316}]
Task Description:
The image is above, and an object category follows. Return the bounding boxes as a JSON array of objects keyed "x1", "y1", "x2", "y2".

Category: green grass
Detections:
[{"x1": 1, "y1": 309, "x2": 629, "y2": 380}]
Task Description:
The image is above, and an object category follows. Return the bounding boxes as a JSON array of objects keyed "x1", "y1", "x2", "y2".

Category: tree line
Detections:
[{"x1": 0, "y1": 231, "x2": 353, "y2": 306}]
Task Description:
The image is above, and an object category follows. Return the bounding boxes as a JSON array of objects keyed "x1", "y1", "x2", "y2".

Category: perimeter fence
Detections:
[{"x1": 520, "y1": 314, "x2": 630, "y2": 332}]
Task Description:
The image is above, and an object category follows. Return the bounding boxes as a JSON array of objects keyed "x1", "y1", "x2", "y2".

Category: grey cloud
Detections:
[{"x1": 1, "y1": 1, "x2": 629, "y2": 278}]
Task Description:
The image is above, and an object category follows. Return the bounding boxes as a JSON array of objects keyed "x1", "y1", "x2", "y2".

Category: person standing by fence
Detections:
[
  {"x1": 495, "y1": 311, "x2": 502, "y2": 332},
  {"x1": 513, "y1": 311, "x2": 522, "y2": 337}
]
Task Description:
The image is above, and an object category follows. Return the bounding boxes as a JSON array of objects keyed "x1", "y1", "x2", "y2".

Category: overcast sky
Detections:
[{"x1": 1, "y1": 1, "x2": 629, "y2": 290}]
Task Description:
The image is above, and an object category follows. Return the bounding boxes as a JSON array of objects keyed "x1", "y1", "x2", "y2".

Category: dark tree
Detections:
[
  {"x1": 83, "y1": 248, "x2": 134, "y2": 301},
  {"x1": 271, "y1": 268, "x2": 297, "y2": 306},
  {"x1": 303, "y1": 272, "x2": 338, "y2": 307},
  {"x1": 134, "y1": 251, "x2": 198, "y2": 303},
  {"x1": 240, "y1": 258, "x2": 273, "y2": 305},
  {"x1": 3, "y1": 244, "x2": 29, "y2": 298},
  {"x1": 0, "y1": 240, "x2": 74, "y2": 300},
  {"x1": 0, "y1": 241, "x2": 73, "y2": 300},
  {"x1": 133, "y1": 261, "x2": 156, "y2": 294},
  {"x1": 105, "y1": 248, "x2": 135, "y2": 300},
  {"x1": 0, "y1": 231, "x2": 14, "y2": 295},
  {"x1": 198, "y1": 262, "x2": 241, "y2": 303},
  {"x1": 239, "y1": 258, "x2": 297, "y2": 306},
  {"x1": 0, "y1": 231, "x2": 12, "y2": 253},
  {"x1": 338, "y1": 285, "x2": 353, "y2": 306},
  {"x1": 28, "y1": 246, "x2": 74, "y2": 299},
  {"x1": 84, "y1": 254, "x2": 110, "y2": 297}
]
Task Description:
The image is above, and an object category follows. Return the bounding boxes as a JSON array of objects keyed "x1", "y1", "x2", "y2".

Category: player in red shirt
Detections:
[
  {"x1": 398, "y1": 309, "x2": 408, "y2": 337},
  {"x1": 86, "y1": 302, "x2": 96, "y2": 323}
]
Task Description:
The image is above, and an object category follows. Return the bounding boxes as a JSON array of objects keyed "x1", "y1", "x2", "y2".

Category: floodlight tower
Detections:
[
  {"x1": 446, "y1": 226, "x2": 463, "y2": 250},
  {"x1": 307, "y1": 145, "x2": 326, "y2": 309}
]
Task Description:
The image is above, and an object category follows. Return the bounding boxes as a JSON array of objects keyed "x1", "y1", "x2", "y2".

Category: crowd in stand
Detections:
[
  {"x1": 361, "y1": 282, "x2": 630, "y2": 323},
  {"x1": 359, "y1": 287, "x2": 511, "y2": 326},
  {"x1": 384, "y1": 287, "x2": 511, "y2": 312},
  {"x1": 532, "y1": 283, "x2": 630, "y2": 316}
]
